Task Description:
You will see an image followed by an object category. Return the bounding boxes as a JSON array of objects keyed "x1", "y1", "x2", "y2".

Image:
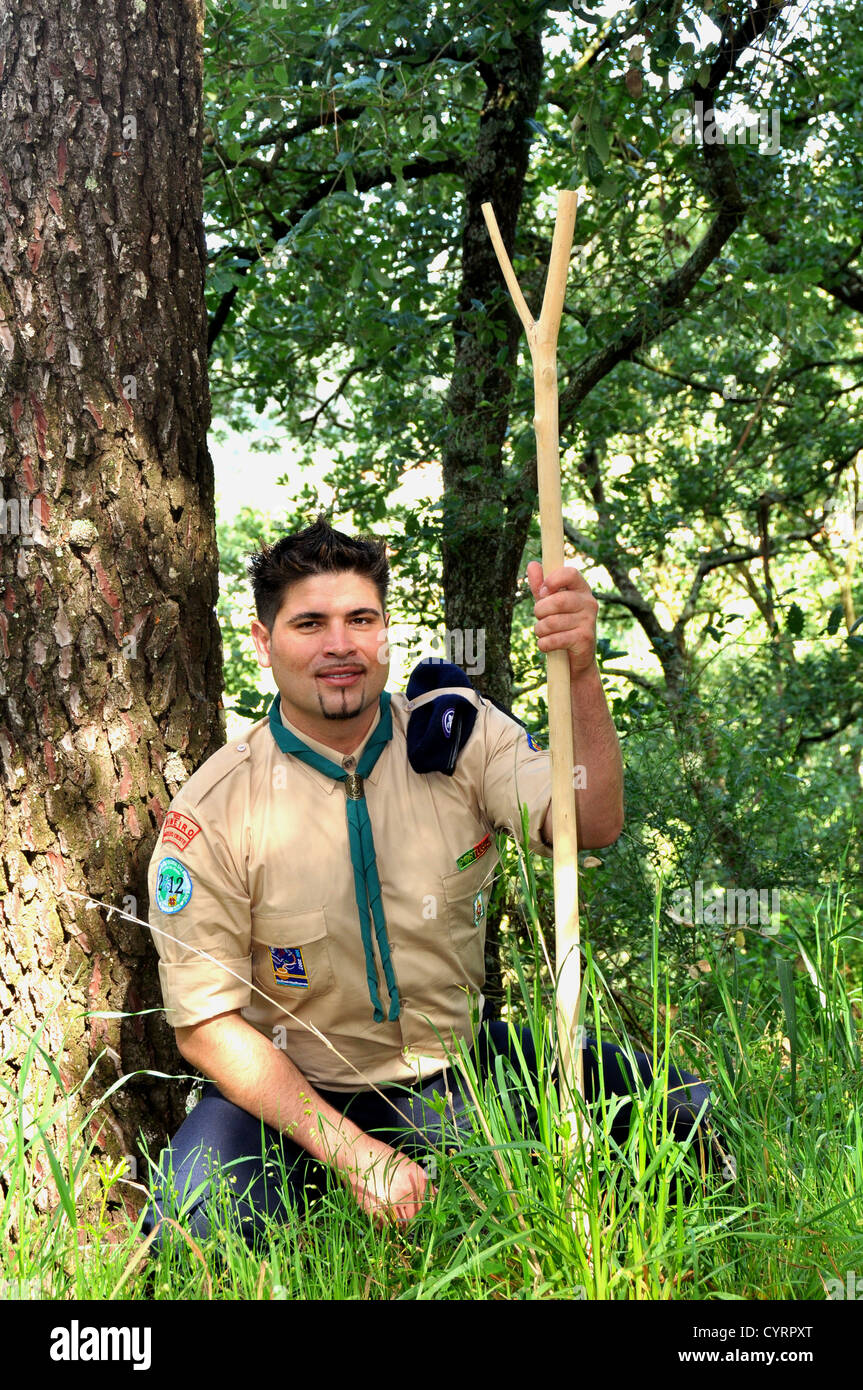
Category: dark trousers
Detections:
[{"x1": 140, "y1": 1023, "x2": 712, "y2": 1250}]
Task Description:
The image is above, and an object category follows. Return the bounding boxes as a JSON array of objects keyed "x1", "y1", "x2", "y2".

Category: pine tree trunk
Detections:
[{"x1": 0, "y1": 0, "x2": 221, "y2": 1212}]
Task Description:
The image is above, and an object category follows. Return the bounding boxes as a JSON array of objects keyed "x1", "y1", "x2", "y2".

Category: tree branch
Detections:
[
  {"x1": 207, "y1": 155, "x2": 461, "y2": 353},
  {"x1": 565, "y1": 455, "x2": 681, "y2": 677},
  {"x1": 558, "y1": 207, "x2": 744, "y2": 421},
  {"x1": 299, "y1": 363, "x2": 369, "y2": 439},
  {"x1": 599, "y1": 666, "x2": 662, "y2": 695},
  {"x1": 557, "y1": 0, "x2": 788, "y2": 425},
  {"x1": 673, "y1": 527, "x2": 823, "y2": 638},
  {"x1": 796, "y1": 704, "x2": 862, "y2": 751}
]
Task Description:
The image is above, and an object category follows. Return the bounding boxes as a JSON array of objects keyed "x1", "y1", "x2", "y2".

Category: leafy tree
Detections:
[{"x1": 203, "y1": 0, "x2": 861, "y2": 944}]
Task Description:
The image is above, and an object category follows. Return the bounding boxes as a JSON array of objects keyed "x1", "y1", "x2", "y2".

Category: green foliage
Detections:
[{"x1": 217, "y1": 506, "x2": 278, "y2": 714}]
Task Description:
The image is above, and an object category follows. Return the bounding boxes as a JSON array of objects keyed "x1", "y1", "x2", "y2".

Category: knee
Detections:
[
  {"x1": 139, "y1": 1187, "x2": 215, "y2": 1253},
  {"x1": 667, "y1": 1067, "x2": 705, "y2": 1123},
  {"x1": 665, "y1": 1072, "x2": 712, "y2": 1138}
]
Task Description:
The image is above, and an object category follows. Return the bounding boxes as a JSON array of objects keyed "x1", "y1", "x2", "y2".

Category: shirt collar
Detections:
[{"x1": 278, "y1": 699, "x2": 387, "y2": 786}]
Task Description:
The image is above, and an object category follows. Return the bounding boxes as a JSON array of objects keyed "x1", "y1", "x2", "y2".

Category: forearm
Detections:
[
  {"x1": 176, "y1": 1011, "x2": 385, "y2": 1175},
  {"x1": 542, "y1": 658, "x2": 624, "y2": 850}
]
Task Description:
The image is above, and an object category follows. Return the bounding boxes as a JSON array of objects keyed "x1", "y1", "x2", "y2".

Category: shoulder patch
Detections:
[
  {"x1": 525, "y1": 730, "x2": 543, "y2": 751},
  {"x1": 155, "y1": 857, "x2": 193, "y2": 914},
  {"x1": 160, "y1": 810, "x2": 201, "y2": 853}
]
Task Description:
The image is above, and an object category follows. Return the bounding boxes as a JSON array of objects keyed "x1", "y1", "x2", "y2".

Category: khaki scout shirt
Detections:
[{"x1": 146, "y1": 692, "x2": 553, "y2": 1091}]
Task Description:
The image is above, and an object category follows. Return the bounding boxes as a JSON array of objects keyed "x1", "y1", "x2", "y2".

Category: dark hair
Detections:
[{"x1": 248, "y1": 514, "x2": 390, "y2": 631}]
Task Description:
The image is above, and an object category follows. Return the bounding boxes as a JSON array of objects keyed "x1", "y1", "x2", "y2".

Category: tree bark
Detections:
[
  {"x1": 0, "y1": 0, "x2": 221, "y2": 1206},
  {"x1": 441, "y1": 26, "x2": 543, "y2": 713},
  {"x1": 438, "y1": 26, "x2": 544, "y2": 1012}
]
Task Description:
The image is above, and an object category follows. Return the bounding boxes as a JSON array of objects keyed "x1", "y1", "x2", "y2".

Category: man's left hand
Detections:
[{"x1": 527, "y1": 560, "x2": 598, "y2": 677}]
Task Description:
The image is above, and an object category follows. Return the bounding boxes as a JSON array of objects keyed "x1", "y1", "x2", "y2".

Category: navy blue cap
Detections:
[{"x1": 405, "y1": 660, "x2": 479, "y2": 775}]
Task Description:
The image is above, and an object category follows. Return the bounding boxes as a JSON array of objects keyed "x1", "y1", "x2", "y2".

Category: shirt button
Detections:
[
  {"x1": 237, "y1": 743, "x2": 247, "y2": 751},
  {"x1": 342, "y1": 755, "x2": 356, "y2": 770}
]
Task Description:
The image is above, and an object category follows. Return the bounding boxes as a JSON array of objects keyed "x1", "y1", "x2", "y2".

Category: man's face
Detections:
[{"x1": 251, "y1": 570, "x2": 390, "y2": 735}]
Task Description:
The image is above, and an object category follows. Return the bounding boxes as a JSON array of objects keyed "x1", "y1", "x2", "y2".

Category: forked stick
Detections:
[{"x1": 482, "y1": 192, "x2": 585, "y2": 1144}]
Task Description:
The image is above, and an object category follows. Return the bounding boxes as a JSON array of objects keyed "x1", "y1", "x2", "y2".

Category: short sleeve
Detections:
[
  {"x1": 147, "y1": 802, "x2": 253, "y2": 1029},
  {"x1": 478, "y1": 703, "x2": 553, "y2": 857}
]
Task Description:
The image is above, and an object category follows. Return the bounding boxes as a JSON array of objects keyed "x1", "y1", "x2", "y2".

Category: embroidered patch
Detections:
[
  {"x1": 456, "y1": 832, "x2": 492, "y2": 872},
  {"x1": 442, "y1": 707, "x2": 454, "y2": 737},
  {"x1": 525, "y1": 730, "x2": 543, "y2": 751},
  {"x1": 269, "y1": 946, "x2": 309, "y2": 989},
  {"x1": 155, "y1": 857, "x2": 193, "y2": 914},
  {"x1": 161, "y1": 810, "x2": 201, "y2": 853},
  {"x1": 473, "y1": 890, "x2": 485, "y2": 927}
]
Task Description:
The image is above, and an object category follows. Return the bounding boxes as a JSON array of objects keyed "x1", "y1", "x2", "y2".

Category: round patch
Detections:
[
  {"x1": 155, "y1": 856, "x2": 193, "y2": 914},
  {"x1": 442, "y1": 707, "x2": 454, "y2": 737}
]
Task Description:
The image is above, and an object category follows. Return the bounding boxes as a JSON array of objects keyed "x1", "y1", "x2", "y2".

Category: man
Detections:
[{"x1": 141, "y1": 516, "x2": 709, "y2": 1245}]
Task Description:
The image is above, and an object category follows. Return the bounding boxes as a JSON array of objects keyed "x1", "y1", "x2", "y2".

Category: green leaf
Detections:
[
  {"x1": 847, "y1": 617, "x2": 863, "y2": 654},
  {"x1": 584, "y1": 145, "x2": 605, "y2": 185},
  {"x1": 342, "y1": 74, "x2": 379, "y2": 94},
  {"x1": 573, "y1": 216, "x2": 598, "y2": 243},
  {"x1": 598, "y1": 173, "x2": 620, "y2": 199},
  {"x1": 777, "y1": 958, "x2": 798, "y2": 1111},
  {"x1": 785, "y1": 602, "x2": 804, "y2": 637},
  {"x1": 826, "y1": 604, "x2": 843, "y2": 635},
  {"x1": 368, "y1": 261, "x2": 395, "y2": 290},
  {"x1": 588, "y1": 120, "x2": 611, "y2": 164},
  {"x1": 289, "y1": 205, "x2": 322, "y2": 239}
]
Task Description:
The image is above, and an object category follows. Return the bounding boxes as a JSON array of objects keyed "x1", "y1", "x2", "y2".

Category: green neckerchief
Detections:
[{"x1": 267, "y1": 692, "x2": 400, "y2": 1023}]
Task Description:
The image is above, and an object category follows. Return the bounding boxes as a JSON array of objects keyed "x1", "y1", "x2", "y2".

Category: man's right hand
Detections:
[
  {"x1": 340, "y1": 1138, "x2": 433, "y2": 1227},
  {"x1": 175, "y1": 1012, "x2": 434, "y2": 1227}
]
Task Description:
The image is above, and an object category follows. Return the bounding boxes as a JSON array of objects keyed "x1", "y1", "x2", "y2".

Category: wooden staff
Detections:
[{"x1": 482, "y1": 192, "x2": 584, "y2": 1135}]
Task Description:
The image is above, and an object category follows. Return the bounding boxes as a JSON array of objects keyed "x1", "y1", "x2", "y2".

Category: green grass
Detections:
[{"x1": 2, "y1": 857, "x2": 862, "y2": 1301}]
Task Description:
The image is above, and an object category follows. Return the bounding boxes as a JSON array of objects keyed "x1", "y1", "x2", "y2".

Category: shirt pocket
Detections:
[
  {"x1": 250, "y1": 908, "x2": 335, "y2": 1000},
  {"x1": 440, "y1": 851, "x2": 498, "y2": 989}
]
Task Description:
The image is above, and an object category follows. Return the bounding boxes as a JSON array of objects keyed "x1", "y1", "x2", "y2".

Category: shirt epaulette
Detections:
[{"x1": 171, "y1": 717, "x2": 265, "y2": 812}]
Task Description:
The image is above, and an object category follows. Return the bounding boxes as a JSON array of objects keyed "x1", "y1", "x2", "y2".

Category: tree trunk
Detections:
[
  {"x1": 441, "y1": 26, "x2": 544, "y2": 713},
  {"x1": 0, "y1": 0, "x2": 221, "y2": 1209},
  {"x1": 439, "y1": 26, "x2": 544, "y2": 1010}
]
